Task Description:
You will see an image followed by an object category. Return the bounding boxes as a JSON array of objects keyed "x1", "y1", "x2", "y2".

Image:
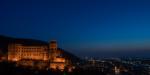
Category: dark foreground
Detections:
[{"x1": 0, "y1": 61, "x2": 149, "y2": 75}]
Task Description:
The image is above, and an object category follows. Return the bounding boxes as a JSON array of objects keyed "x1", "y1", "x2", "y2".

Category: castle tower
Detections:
[
  {"x1": 49, "y1": 40, "x2": 58, "y2": 60},
  {"x1": 49, "y1": 40, "x2": 66, "y2": 70},
  {"x1": 49, "y1": 40, "x2": 57, "y2": 50}
]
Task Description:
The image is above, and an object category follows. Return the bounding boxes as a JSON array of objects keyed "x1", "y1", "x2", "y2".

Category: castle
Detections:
[{"x1": 8, "y1": 40, "x2": 72, "y2": 71}]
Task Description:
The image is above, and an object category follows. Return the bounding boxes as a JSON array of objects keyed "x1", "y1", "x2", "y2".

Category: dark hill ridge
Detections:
[
  {"x1": 0, "y1": 35, "x2": 14, "y2": 53},
  {"x1": 58, "y1": 48, "x2": 81, "y2": 63},
  {"x1": 14, "y1": 38, "x2": 48, "y2": 46},
  {"x1": 0, "y1": 35, "x2": 48, "y2": 53},
  {"x1": 0, "y1": 35, "x2": 48, "y2": 45}
]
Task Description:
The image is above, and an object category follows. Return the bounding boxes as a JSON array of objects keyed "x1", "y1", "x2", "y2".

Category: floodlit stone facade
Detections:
[
  {"x1": 8, "y1": 40, "x2": 70, "y2": 71},
  {"x1": 8, "y1": 44, "x2": 48, "y2": 61}
]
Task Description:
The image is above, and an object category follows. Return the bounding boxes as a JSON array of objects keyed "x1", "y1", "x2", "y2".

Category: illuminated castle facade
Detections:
[{"x1": 8, "y1": 40, "x2": 70, "y2": 70}]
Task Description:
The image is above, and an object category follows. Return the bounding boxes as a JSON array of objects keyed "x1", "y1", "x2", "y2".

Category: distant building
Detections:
[
  {"x1": 49, "y1": 40, "x2": 66, "y2": 70},
  {"x1": 8, "y1": 44, "x2": 48, "y2": 61},
  {"x1": 8, "y1": 40, "x2": 70, "y2": 71}
]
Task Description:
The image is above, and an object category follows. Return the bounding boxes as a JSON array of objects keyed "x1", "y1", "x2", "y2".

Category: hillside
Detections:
[{"x1": 0, "y1": 35, "x2": 80, "y2": 63}]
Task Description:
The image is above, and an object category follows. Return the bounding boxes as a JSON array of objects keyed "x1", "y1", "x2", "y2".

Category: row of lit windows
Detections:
[
  {"x1": 17, "y1": 53, "x2": 46, "y2": 56},
  {"x1": 14, "y1": 49, "x2": 46, "y2": 53},
  {"x1": 9, "y1": 46, "x2": 45, "y2": 49},
  {"x1": 17, "y1": 47, "x2": 44, "y2": 50}
]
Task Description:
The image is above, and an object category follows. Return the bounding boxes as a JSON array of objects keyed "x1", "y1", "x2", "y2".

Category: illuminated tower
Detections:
[
  {"x1": 49, "y1": 40, "x2": 66, "y2": 70},
  {"x1": 49, "y1": 40, "x2": 58, "y2": 60},
  {"x1": 49, "y1": 40, "x2": 57, "y2": 50}
]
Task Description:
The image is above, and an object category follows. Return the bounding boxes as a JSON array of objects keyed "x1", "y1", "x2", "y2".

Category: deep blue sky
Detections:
[{"x1": 0, "y1": 0, "x2": 150, "y2": 57}]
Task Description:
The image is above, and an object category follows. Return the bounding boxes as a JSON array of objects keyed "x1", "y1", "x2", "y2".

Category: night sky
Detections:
[{"x1": 0, "y1": 0, "x2": 150, "y2": 57}]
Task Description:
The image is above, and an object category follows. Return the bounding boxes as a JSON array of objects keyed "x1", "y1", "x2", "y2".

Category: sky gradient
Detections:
[{"x1": 0, "y1": 0, "x2": 150, "y2": 57}]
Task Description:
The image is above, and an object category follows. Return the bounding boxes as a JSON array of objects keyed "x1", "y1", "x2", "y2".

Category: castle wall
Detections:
[
  {"x1": 8, "y1": 44, "x2": 48, "y2": 61},
  {"x1": 7, "y1": 40, "x2": 70, "y2": 71}
]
